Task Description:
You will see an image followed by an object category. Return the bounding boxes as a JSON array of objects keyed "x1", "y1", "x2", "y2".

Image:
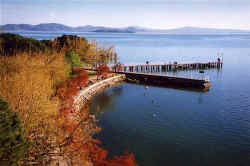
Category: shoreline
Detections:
[
  {"x1": 71, "y1": 74, "x2": 140, "y2": 166},
  {"x1": 74, "y1": 74, "x2": 125, "y2": 115}
]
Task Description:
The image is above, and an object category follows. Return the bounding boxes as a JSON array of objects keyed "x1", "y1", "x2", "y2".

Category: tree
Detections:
[
  {"x1": 96, "y1": 65, "x2": 110, "y2": 79},
  {"x1": 0, "y1": 98, "x2": 29, "y2": 166},
  {"x1": 65, "y1": 51, "x2": 84, "y2": 68},
  {"x1": 0, "y1": 33, "x2": 52, "y2": 56}
]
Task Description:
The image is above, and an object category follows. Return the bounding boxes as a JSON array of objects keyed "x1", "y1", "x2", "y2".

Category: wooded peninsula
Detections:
[{"x1": 0, "y1": 33, "x2": 137, "y2": 166}]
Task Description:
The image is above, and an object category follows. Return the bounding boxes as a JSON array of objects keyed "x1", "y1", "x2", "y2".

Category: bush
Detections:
[{"x1": 0, "y1": 98, "x2": 29, "y2": 166}]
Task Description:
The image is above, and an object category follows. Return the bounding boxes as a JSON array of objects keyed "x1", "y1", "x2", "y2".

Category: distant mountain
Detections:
[
  {"x1": 34, "y1": 23, "x2": 73, "y2": 31},
  {"x1": 0, "y1": 23, "x2": 249, "y2": 34},
  {"x1": 0, "y1": 23, "x2": 73, "y2": 31},
  {"x1": 0, "y1": 24, "x2": 35, "y2": 31},
  {"x1": 148, "y1": 26, "x2": 250, "y2": 34},
  {"x1": 0, "y1": 23, "x2": 136, "y2": 33}
]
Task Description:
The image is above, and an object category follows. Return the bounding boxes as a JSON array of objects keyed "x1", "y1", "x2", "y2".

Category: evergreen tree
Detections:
[{"x1": 0, "y1": 98, "x2": 29, "y2": 166}]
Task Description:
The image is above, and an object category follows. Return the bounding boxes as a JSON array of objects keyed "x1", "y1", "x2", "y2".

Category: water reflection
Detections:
[
  {"x1": 198, "y1": 93, "x2": 204, "y2": 104},
  {"x1": 90, "y1": 85, "x2": 123, "y2": 115},
  {"x1": 92, "y1": 82, "x2": 250, "y2": 166}
]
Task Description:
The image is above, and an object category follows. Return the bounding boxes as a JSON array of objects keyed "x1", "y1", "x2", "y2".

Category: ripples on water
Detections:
[{"x1": 14, "y1": 32, "x2": 250, "y2": 166}]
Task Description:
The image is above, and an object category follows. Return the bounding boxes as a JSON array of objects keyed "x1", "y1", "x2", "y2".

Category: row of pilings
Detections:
[{"x1": 123, "y1": 61, "x2": 223, "y2": 73}]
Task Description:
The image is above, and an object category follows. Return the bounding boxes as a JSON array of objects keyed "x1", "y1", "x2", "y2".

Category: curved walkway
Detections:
[{"x1": 74, "y1": 74, "x2": 125, "y2": 112}]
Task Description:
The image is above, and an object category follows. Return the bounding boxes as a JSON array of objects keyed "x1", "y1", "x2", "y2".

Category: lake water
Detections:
[{"x1": 15, "y1": 32, "x2": 250, "y2": 166}]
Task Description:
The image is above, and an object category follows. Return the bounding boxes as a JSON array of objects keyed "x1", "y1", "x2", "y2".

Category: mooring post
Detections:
[{"x1": 162, "y1": 65, "x2": 166, "y2": 72}]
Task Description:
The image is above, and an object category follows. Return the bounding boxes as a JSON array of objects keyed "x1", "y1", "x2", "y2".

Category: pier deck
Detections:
[
  {"x1": 85, "y1": 61, "x2": 222, "y2": 90},
  {"x1": 116, "y1": 71, "x2": 211, "y2": 89}
]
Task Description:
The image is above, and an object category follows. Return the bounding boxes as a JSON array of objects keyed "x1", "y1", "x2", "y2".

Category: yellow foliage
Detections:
[
  {"x1": 0, "y1": 52, "x2": 70, "y2": 163},
  {"x1": 0, "y1": 34, "x2": 118, "y2": 165},
  {"x1": 82, "y1": 39, "x2": 118, "y2": 67}
]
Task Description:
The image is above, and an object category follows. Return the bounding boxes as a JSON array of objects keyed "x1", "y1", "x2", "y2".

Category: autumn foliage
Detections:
[
  {"x1": 56, "y1": 66, "x2": 138, "y2": 166},
  {"x1": 89, "y1": 142, "x2": 138, "y2": 166},
  {"x1": 0, "y1": 52, "x2": 70, "y2": 164},
  {"x1": 57, "y1": 68, "x2": 88, "y2": 100},
  {"x1": 97, "y1": 64, "x2": 110, "y2": 79},
  {"x1": 0, "y1": 34, "x2": 138, "y2": 166}
]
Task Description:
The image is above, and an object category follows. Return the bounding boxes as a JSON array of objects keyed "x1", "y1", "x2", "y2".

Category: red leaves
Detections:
[
  {"x1": 56, "y1": 68, "x2": 139, "y2": 166},
  {"x1": 72, "y1": 67, "x2": 82, "y2": 73},
  {"x1": 78, "y1": 70, "x2": 88, "y2": 87},
  {"x1": 88, "y1": 142, "x2": 138, "y2": 166},
  {"x1": 56, "y1": 68, "x2": 88, "y2": 100},
  {"x1": 66, "y1": 78, "x2": 78, "y2": 89},
  {"x1": 108, "y1": 153, "x2": 138, "y2": 166},
  {"x1": 70, "y1": 68, "x2": 89, "y2": 88},
  {"x1": 56, "y1": 68, "x2": 89, "y2": 133},
  {"x1": 78, "y1": 69, "x2": 87, "y2": 76},
  {"x1": 96, "y1": 65, "x2": 110, "y2": 79},
  {"x1": 97, "y1": 65, "x2": 110, "y2": 75}
]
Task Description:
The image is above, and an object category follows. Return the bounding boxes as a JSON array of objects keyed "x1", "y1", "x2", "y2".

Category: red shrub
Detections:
[
  {"x1": 77, "y1": 69, "x2": 89, "y2": 87},
  {"x1": 67, "y1": 78, "x2": 78, "y2": 89},
  {"x1": 96, "y1": 65, "x2": 110, "y2": 79},
  {"x1": 72, "y1": 67, "x2": 82, "y2": 74}
]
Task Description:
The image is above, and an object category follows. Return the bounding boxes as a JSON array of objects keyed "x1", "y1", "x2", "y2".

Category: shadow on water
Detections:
[
  {"x1": 126, "y1": 81, "x2": 210, "y2": 93},
  {"x1": 123, "y1": 67, "x2": 224, "y2": 92},
  {"x1": 90, "y1": 85, "x2": 124, "y2": 114}
]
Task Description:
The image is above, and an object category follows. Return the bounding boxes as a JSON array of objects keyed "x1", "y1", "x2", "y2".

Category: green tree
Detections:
[
  {"x1": 0, "y1": 98, "x2": 29, "y2": 166},
  {"x1": 65, "y1": 51, "x2": 84, "y2": 68}
]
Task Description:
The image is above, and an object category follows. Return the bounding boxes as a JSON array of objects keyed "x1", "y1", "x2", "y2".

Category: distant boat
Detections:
[{"x1": 199, "y1": 70, "x2": 205, "y2": 73}]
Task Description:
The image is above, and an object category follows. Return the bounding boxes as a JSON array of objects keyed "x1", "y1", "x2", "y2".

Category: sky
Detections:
[{"x1": 0, "y1": 0, "x2": 250, "y2": 30}]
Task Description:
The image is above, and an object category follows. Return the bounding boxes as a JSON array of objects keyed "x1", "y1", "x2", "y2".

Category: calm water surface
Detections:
[{"x1": 16, "y1": 32, "x2": 250, "y2": 166}]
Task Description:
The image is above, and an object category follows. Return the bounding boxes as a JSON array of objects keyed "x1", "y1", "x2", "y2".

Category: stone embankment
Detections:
[{"x1": 74, "y1": 74, "x2": 125, "y2": 112}]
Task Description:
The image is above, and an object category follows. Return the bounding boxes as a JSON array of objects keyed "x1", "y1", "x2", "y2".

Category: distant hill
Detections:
[
  {"x1": 0, "y1": 23, "x2": 249, "y2": 34},
  {"x1": 148, "y1": 26, "x2": 250, "y2": 34},
  {"x1": 0, "y1": 23, "x2": 73, "y2": 31},
  {"x1": 0, "y1": 23, "x2": 136, "y2": 33}
]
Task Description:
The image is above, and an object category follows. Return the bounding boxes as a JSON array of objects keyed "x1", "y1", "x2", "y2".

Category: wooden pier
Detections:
[
  {"x1": 116, "y1": 71, "x2": 211, "y2": 89},
  {"x1": 122, "y1": 61, "x2": 222, "y2": 73},
  {"x1": 112, "y1": 61, "x2": 222, "y2": 89},
  {"x1": 85, "y1": 60, "x2": 223, "y2": 90}
]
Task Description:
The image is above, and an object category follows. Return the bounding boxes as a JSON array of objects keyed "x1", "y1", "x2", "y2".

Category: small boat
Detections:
[{"x1": 199, "y1": 70, "x2": 205, "y2": 73}]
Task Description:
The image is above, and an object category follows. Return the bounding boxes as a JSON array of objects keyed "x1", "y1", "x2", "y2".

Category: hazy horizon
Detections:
[
  {"x1": 0, "y1": 0, "x2": 250, "y2": 30},
  {"x1": 2, "y1": 23, "x2": 250, "y2": 31}
]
